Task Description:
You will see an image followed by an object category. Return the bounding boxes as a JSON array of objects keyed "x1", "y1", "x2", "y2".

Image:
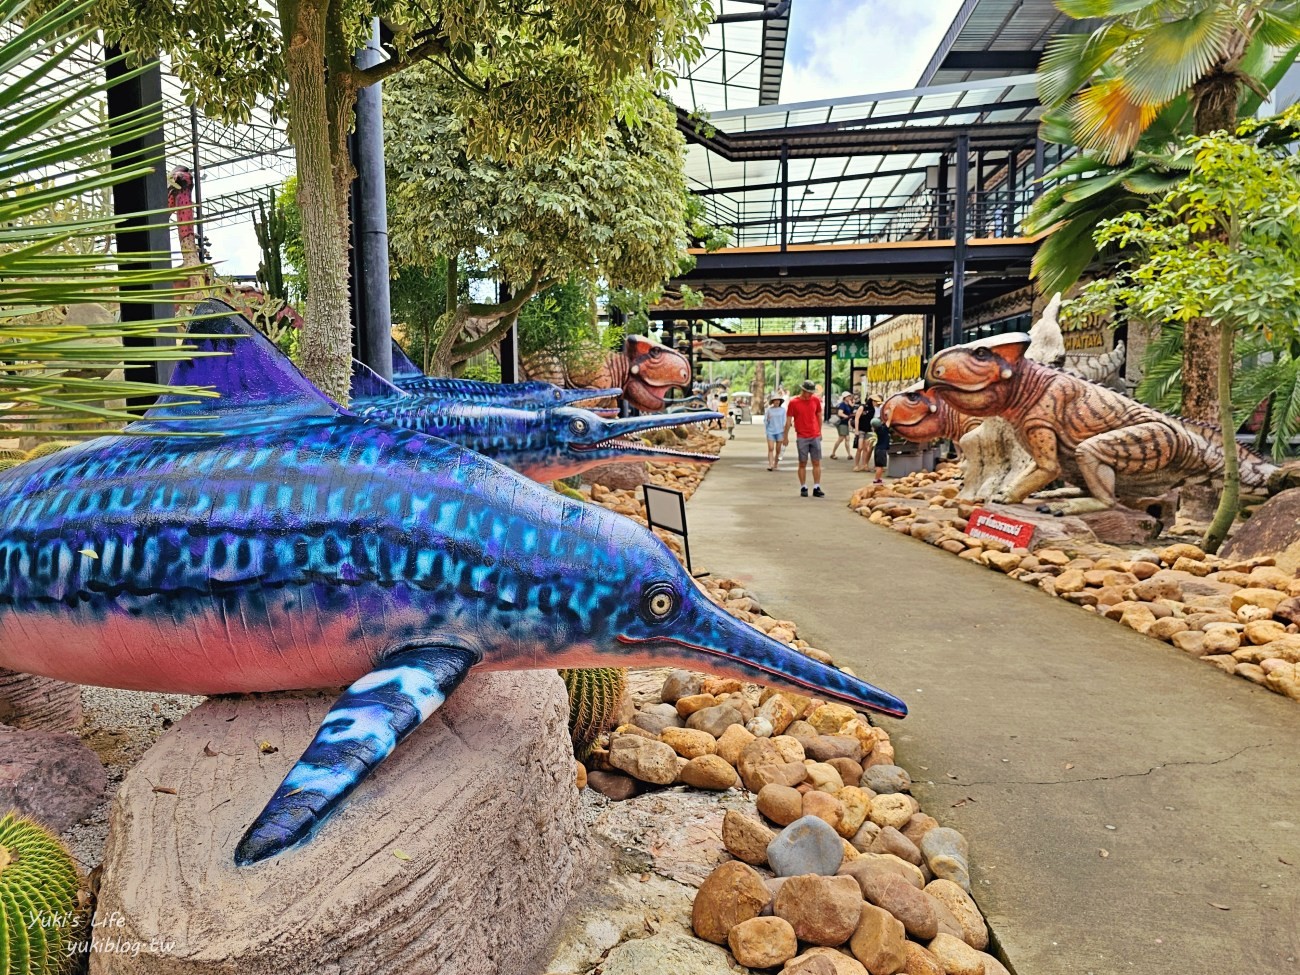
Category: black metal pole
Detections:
[
  {"x1": 1033, "y1": 136, "x2": 1046, "y2": 193},
  {"x1": 780, "y1": 141, "x2": 789, "y2": 252},
  {"x1": 949, "y1": 132, "x2": 970, "y2": 348},
  {"x1": 823, "y1": 328, "x2": 833, "y2": 419},
  {"x1": 188, "y1": 104, "x2": 208, "y2": 262},
  {"x1": 497, "y1": 280, "x2": 517, "y2": 382},
  {"x1": 104, "y1": 48, "x2": 173, "y2": 393},
  {"x1": 350, "y1": 17, "x2": 393, "y2": 380}
]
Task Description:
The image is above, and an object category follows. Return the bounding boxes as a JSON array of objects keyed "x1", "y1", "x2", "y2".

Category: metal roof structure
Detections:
[
  {"x1": 672, "y1": 0, "x2": 793, "y2": 112},
  {"x1": 918, "y1": 0, "x2": 1084, "y2": 87},
  {"x1": 682, "y1": 74, "x2": 1042, "y2": 249}
]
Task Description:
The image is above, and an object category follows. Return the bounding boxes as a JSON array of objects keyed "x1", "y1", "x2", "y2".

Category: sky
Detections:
[
  {"x1": 780, "y1": 0, "x2": 968, "y2": 104},
  {"x1": 207, "y1": 0, "x2": 970, "y2": 275}
]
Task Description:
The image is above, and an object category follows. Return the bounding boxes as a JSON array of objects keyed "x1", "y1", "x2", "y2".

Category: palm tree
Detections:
[
  {"x1": 1037, "y1": 0, "x2": 1300, "y2": 424},
  {"x1": 2, "y1": 0, "x2": 215, "y2": 436}
]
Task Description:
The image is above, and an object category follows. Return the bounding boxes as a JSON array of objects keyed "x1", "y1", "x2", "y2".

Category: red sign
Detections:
[{"x1": 965, "y1": 508, "x2": 1035, "y2": 550}]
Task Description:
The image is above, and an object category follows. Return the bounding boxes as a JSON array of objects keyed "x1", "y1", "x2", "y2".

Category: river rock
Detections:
[
  {"x1": 785, "y1": 947, "x2": 871, "y2": 975},
  {"x1": 723, "y1": 809, "x2": 776, "y2": 866},
  {"x1": 901, "y1": 942, "x2": 945, "y2": 975},
  {"x1": 806, "y1": 735, "x2": 864, "y2": 762},
  {"x1": 582, "y1": 461, "x2": 647, "y2": 490},
  {"x1": 660, "y1": 669, "x2": 703, "y2": 704},
  {"x1": 0, "y1": 727, "x2": 105, "y2": 831},
  {"x1": 767, "y1": 814, "x2": 846, "y2": 877},
  {"x1": 661, "y1": 727, "x2": 716, "y2": 759},
  {"x1": 837, "y1": 786, "x2": 874, "y2": 838},
  {"x1": 849, "y1": 903, "x2": 909, "y2": 974},
  {"x1": 807, "y1": 703, "x2": 859, "y2": 735},
  {"x1": 675, "y1": 692, "x2": 718, "y2": 717},
  {"x1": 1171, "y1": 630, "x2": 1208, "y2": 655},
  {"x1": 925, "y1": 879, "x2": 988, "y2": 950},
  {"x1": 1230, "y1": 588, "x2": 1286, "y2": 613},
  {"x1": 804, "y1": 790, "x2": 846, "y2": 831},
  {"x1": 715, "y1": 723, "x2": 756, "y2": 766},
  {"x1": 869, "y1": 826, "x2": 923, "y2": 866},
  {"x1": 0, "y1": 668, "x2": 82, "y2": 731},
  {"x1": 805, "y1": 761, "x2": 846, "y2": 793},
  {"x1": 728, "y1": 916, "x2": 798, "y2": 969},
  {"x1": 687, "y1": 703, "x2": 744, "y2": 739},
  {"x1": 759, "y1": 784, "x2": 806, "y2": 826},
  {"x1": 920, "y1": 828, "x2": 971, "y2": 891},
  {"x1": 680, "y1": 754, "x2": 738, "y2": 790},
  {"x1": 751, "y1": 694, "x2": 798, "y2": 737},
  {"x1": 91, "y1": 673, "x2": 584, "y2": 975},
  {"x1": 862, "y1": 765, "x2": 911, "y2": 795},
  {"x1": 773, "y1": 734, "x2": 808, "y2": 763},
  {"x1": 692, "y1": 860, "x2": 771, "y2": 944},
  {"x1": 1222, "y1": 488, "x2": 1300, "y2": 572},
  {"x1": 926, "y1": 933, "x2": 985, "y2": 975},
  {"x1": 632, "y1": 703, "x2": 683, "y2": 735},
  {"x1": 839, "y1": 853, "x2": 926, "y2": 892},
  {"x1": 850, "y1": 821, "x2": 882, "y2": 852},
  {"x1": 773, "y1": 874, "x2": 864, "y2": 946},
  {"x1": 609, "y1": 734, "x2": 680, "y2": 785},
  {"x1": 862, "y1": 872, "x2": 938, "y2": 939},
  {"x1": 828, "y1": 757, "x2": 865, "y2": 788},
  {"x1": 586, "y1": 770, "x2": 639, "y2": 800},
  {"x1": 869, "y1": 793, "x2": 917, "y2": 830},
  {"x1": 902, "y1": 813, "x2": 940, "y2": 847}
]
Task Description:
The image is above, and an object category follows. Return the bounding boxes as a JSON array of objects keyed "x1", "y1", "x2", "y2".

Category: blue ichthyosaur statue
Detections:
[
  {"x1": 0, "y1": 302, "x2": 905, "y2": 865},
  {"x1": 349, "y1": 362, "x2": 722, "y2": 482}
]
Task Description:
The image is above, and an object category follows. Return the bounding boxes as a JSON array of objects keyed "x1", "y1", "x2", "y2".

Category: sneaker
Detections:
[
  {"x1": 812, "y1": 487, "x2": 825, "y2": 498},
  {"x1": 873, "y1": 479, "x2": 883, "y2": 485},
  {"x1": 800, "y1": 486, "x2": 809, "y2": 497}
]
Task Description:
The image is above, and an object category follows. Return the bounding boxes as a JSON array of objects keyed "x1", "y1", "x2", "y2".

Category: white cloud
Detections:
[{"x1": 780, "y1": 0, "x2": 967, "y2": 104}]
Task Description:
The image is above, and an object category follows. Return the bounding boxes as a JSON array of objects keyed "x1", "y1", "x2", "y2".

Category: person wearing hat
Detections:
[
  {"x1": 763, "y1": 393, "x2": 787, "y2": 470},
  {"x1": 782, "y1": 380, "x2": 825, "y2": 497},
  {"x1": 830, "y1": 391, "x2": 856, "y2": 460}
]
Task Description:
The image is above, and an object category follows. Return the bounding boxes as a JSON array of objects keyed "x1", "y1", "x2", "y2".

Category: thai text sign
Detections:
[
  {"x1": 965, "y1": 508, "x2": 1035, "y2": 550},
  {"x1": 866, "y1": 315, "x2": 925, "y2": 398}
]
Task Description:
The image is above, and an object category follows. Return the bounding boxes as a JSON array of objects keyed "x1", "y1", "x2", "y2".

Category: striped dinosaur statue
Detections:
[
  {"x1": 349, "y1": 362, "x2": 721, "y2": 482},
  {"x1": 0, "y1": 301, "x2": 905, "y2": 866},
  {"x1": 925, "y1": 334, "x2": 1278, "y2": 514}
]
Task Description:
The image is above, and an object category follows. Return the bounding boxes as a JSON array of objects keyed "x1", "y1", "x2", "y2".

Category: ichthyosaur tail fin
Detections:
[
  {"x1": 235, "y1": 644, "x2": 478, "y2": 865},
  {"x1": 390, "y1": 339, "x2": 425, "y2": 383},
  {"x1": 133, "y1": 299, "x2": 339, "y2": 427},
  {"x1": 351, "y1": 359, "x2": 408, "y2": 402}
]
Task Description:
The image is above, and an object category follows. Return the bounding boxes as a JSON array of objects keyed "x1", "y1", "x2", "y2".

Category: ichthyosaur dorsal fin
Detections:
[
  {"x1": 136, "y1": 299, "x2": 339, "y2": 426},
  {"x1": 389, "y1": 338, "x2": 425, "y2": 383},
  {"x1": 350, "y1": 358, "x2": 408, "y2": 402}
]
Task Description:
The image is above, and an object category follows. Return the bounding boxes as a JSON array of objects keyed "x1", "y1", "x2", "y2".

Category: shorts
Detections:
[
  {"x1": 767, "y1": 432, "x2": 783, "y2": 442},
  {"x1": 796, "y1": 436, "x2": 822, "y2": 463},
  {"x1": 873, "y1": 446, "x2": 889, "y2": 468}
]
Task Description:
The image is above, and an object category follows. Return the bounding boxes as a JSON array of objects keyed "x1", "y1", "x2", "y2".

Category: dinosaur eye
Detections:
[
  {"x1": 569, "y1": 417, "x2": 589, "y2": 435},
  {"x1": 641, "y1": 583, "x2": 679, "y2": 622},
  {"x1": 905, "y1": 393, "x2": 921, "y2": 403},
  {"x1": 553, "y1": 390, "x2": 563, "y2": 401},
  {"x1": 974, "y1": 347, "x2": 992, "y2": 359},
  {"x1": 648, "y1": 348, "x2": 662, "y2": 359}
]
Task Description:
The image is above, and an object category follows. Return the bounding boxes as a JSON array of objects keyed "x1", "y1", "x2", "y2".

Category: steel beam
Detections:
[{"x1": 950, "y1": 132, "x2": 970, "y2": 348}]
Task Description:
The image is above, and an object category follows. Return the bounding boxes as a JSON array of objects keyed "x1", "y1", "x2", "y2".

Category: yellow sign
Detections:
[{"x1": 867, "y1": 315, "x2": 925, "y2": 398}]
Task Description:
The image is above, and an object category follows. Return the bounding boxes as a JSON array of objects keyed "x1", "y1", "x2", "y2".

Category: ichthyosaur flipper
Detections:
[{"x1": 235, "y1": 644, "x2": 479, "y2": 865}]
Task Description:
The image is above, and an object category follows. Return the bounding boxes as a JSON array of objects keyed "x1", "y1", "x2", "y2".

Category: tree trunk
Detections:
[
  {"x1": 751, "y1": 360, "x2": 765, "y2": 405},
  {"x1": 280, "y1": 0, "x2": 353, "y2": 405},
  {"x1": 1203, "y1": 321, "x2": 1239, "y2": 554}
]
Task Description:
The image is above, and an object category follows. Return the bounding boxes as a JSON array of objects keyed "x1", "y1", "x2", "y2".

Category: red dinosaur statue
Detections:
[
  {"x1": 880, "y1": 388, "x2": 980, "y2": 444},
  {"x1": 925, "y1": 335, "x2": 1278, "y2": 513},
  {"x1": 526, "y1": 336, "x2": 690, "y2": 412}
]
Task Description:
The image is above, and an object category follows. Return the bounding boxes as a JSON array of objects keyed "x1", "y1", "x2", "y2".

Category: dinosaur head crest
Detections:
[{"x1": 925, "y1": 333, "x2": 1030, "y2": 416}]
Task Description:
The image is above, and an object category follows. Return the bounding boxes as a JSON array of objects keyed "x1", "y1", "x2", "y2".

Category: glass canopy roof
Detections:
[
  {"x1": 684, "y1": 75, "x2": 1041, "y2": 247},
  {"x1": 671, "y1": 0, "x2": 792, "y2": 112}
]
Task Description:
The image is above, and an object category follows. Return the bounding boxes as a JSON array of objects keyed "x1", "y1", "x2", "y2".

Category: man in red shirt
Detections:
[{"x1": 782, "y1": 380, "x2": 825, "y2": 497}]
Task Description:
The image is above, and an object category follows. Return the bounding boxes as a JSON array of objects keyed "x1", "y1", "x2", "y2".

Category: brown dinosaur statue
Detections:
[
  {"x1": 880, "y1": 388, "x2": 980, "y2": 444},
  {"x1": 525, "y1": 336, "x2": 690, "y2": 412},
  {"x1": 925, "y1": 335, "x2": 1278, "y2": 513}
]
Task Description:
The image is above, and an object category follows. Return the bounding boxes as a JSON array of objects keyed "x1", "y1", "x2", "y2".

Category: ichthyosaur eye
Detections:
[
  {"x1": 569, "y1": 417, "x2": 589, "y2": 436},
  {"x1": 640, "y1": 582, "x2": 679, "y2": 623}
]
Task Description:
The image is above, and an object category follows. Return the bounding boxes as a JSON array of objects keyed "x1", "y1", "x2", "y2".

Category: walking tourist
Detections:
[
  {"x1": 853, "y1": 395, "x2": 877, "y2": 472},
  {"x1": 782, "y1": 380, "x2": 824, "y2": 497},
  {"x1": 830, "y1": 392, "x2": 855, "y2": 459},
  {"x1": 719, "y1": 393, "x2": 735, "y2": 440},
  {"x1": 871, "y1": 412, "x2": 892, "y2": 484},
  {"x1": 764, "y1": 394, "x2": 786, "y2": 470}
]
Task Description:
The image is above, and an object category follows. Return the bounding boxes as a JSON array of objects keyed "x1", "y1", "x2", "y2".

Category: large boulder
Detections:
[
  {"x1": 581, "y1": 462, "x2": 648, "y2": 490},
  {"x1": 0, "y1": 726, "x2": 105, "y2": 831},
  {"x1": 92, "y1": 672, "x2": 586, "y2": 975},
  {"x1": 1223, "y1": 487, "x2": 1300, "y2": 573},
  {"x1": 0, "y1": 667, "x2": 82, "y2": 731}
]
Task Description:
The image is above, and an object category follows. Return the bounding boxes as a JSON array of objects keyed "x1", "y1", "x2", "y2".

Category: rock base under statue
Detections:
[
  {"x1": 91, "y1": 671, "x2": 587, "y2": 975},
  {"x1": 974, "y1": 502, "x2": 1162, "y2": 550}
]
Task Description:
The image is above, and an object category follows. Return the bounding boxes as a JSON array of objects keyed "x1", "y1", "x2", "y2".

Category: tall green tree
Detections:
[
  {"x1": 1038, "y1": 0, "x2": 1300, "y2": 424},
  {"x1": 384, "y1": 68, "x2": 693, "y2": 376},
  {"x1": 1070, "y1": 105, "x2": 1300, "y2": 552},
  {"x1": 93, "y1": 0, "x2": 710, "y2": 401}
]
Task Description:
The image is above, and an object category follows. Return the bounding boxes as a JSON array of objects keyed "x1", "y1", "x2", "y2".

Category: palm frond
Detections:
[
  {"x1": 1120, "y1": 6, "x2": 1235, "y2": 106},
  {"x1": 0, "y1": 0, "x2": 220, "y2": 434}
]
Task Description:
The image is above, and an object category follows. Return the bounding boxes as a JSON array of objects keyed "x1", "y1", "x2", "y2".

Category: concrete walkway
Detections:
[{"x1": 685, "y1": 422, "x2": 1300, "y2": 975}]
